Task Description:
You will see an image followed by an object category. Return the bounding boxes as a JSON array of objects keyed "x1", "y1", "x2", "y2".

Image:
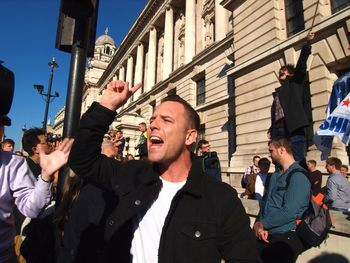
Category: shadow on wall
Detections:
[{"x1": 308, "y1": 253, "x2": 349, "y2": 263}]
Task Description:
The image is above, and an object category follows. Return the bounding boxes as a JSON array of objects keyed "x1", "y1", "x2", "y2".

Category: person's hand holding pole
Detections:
[
  {"x1": 100, "y1": 80, "x2": 142, "y2": 112},
  {"x1": 307, "y1": 31, "x2": 315, "y2": 41}
]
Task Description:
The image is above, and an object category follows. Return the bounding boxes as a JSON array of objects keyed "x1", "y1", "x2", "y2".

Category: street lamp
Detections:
[{"x1": 34, "y1": 57, "x2": 59, "y2": 133}]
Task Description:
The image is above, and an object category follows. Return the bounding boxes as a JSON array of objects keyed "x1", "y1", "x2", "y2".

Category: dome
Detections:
[{"x1": 95, "y1": 28, "x2": 115, "y2": 46}]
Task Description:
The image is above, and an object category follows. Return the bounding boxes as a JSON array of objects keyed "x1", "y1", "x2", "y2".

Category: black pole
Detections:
[
  {"x1": 56, "y1": 19, "x2": 88, "y2": 204},
  {"x1": 62, "y1": 42, "x2": 86, "y2": 138},
  {"x1": 55, "y1": 0, "x2": 99, "y2": 206}
]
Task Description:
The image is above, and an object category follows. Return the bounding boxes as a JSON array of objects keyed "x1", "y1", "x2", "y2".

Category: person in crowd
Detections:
[
  {"x1": 306, "y1": 159, "x2": 323, "y2": 195},
  {"x1": 0, "y1": 138, "x2": 73, "y2": 263},
  {"x1": 196, "y1": 139, "x2": 222, "y2": 182},
  {"x1": 324, "y1": 157, "x2": 350, "y2": 211},
  {"x1": 135, "y1": 122, "x2": 148, "y2": 160},
  {"x1": 55, "y1": 167, "x2": 117, "y2": 263},
  {"x1": 2, "y1": 138, "x2": 15, "y2": 152},
  {"x1": 196, "y1": 139, "x2": 210, "y2": 155},
  {"x1": 101, "y1": 138, "x2": 117, "y2": 159},
  {"x1": 242, "y1": 155, "x2": 260, "y2": 188},
  {"x1": 254, "y1": 137, "x2": 310, "y2": 263},
  {"x1": 111, "y1": 130, "x2": 125, "y2": 158},
  {"x1": 22, "y1": 127, "x2": 52, "y2": 178},
  {"x1": 241, "y1": 157, "x2": 271, "y2": 200},
  {"x1": 268, "y1": 31, "x2": 315, "y2": 167},
  {"x1": 68, "y1": 80, "x2": 260, "y2": 263},
  {"x1": 340, "y1": 164, "x2": 349, "y2": 178}
]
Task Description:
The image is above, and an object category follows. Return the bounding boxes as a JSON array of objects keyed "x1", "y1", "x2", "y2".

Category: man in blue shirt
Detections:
[
  {"x1": 325, "y1": 157, "x2": 350, "y2": 211},
  {"x1": 254, "y1": 137, "x2": 310, "y2": 263}
]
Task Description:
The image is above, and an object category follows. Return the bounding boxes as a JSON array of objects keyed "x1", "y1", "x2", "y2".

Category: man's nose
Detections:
[{"x1": 150, "y1": 119, "x2": 159, "y2": 130}]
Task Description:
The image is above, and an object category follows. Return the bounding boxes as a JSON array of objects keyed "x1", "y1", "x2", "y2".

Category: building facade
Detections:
[{"x1": 55, "y1": 0, "x2": 350, "y2": 181}]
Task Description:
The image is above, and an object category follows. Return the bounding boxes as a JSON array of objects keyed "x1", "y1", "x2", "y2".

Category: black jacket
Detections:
[
  {"x1": 270, "y1": 43, "x2": 312, "y2": 135},
  {"x1": 57, "y1": 184, "x2": 119, "y2": 263},
  {"x1": 68, "y1": 102, "x2": 260, "y2": 263}
]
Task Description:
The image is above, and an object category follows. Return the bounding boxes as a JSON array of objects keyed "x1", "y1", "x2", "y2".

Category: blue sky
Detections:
[{"x1": 1, "y1": 0, "x2": 147, "y2": 150}]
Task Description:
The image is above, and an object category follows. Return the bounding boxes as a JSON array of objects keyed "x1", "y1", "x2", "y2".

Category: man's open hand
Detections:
[{"x1": 38, "y1": 138, "x2": 74, "y2": 181}]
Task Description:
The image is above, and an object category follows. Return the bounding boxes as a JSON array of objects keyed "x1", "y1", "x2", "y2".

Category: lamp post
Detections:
[{"x1": 34, "y1": 57, "x2": 59, "y2": 133}]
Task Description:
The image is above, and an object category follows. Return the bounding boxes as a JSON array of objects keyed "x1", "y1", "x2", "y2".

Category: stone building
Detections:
[
  {"x1": 55, "y1": 0, "x2": 350, "y2": 180},
  {"x1": 93, "y1": 0, "x2": 350, "y2": 181}
]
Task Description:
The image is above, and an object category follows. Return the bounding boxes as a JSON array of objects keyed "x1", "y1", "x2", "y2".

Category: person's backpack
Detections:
[
  {"x1": 286, "y1": 168, "x2": 333, "y2": 247},
  {"x1": 199, "y1": 152, "x2": 222, "y2": 182}
]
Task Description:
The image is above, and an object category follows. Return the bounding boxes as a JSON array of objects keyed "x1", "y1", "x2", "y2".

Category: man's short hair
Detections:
[
  {"x1": 2, "y1": 138, "x2": 14, "y2": 147},
  {"x1": 307, "y1": 160, "x2": 317, "y2": 166},
  {"x1": 253, "y1": 155, "x2": 260, "y2": 161},
  {"x1": 161, "y1": 94, "x2": 200, "y2": 131},
  {"x1": 22, "y1": 127, "x2": 45, "y2": 156},
  {"x1": 326, "y1": 157, "x2": 342, "y2": 170},
  {"x1": 197, "y1": 139, "x2": 209, "y2": 150},
  {"x1": 139, "y1": 122, "x2": 147, "y2": 128},
  {"x1": 341, "y1": 164, "x2": 349, "y2": 171},
  {"x1": 280, "y1": 64, "x2": 295, "y2": 75},
  {"x1": 268, "y1": 137, "x2": 293, "y2": 154},
  {"x1": 258, "y1": 157, "x2": 270, "y2": 166}
]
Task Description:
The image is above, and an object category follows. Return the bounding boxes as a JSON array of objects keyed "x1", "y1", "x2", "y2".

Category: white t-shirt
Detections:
[
  {"x1": 130, "y1": 177, "x2": 186, "y2": 263},
  {"x1": 254, "y1": 173, "x2": 267, "y2": 200}
]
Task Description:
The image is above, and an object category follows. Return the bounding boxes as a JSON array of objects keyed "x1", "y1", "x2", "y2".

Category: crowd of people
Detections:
[{"x1": 1, "y1": 30, "x2": 350, "y2": 263}]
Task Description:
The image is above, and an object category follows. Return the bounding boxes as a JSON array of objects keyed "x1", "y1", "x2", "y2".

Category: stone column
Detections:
[
  {"x1": 215, "y1": 0, "x2": 228, "y2": 41},
  {"x1": 118, "y1": 65, "x2": 125, "y2": 81},
  {"x1": 125, "y1": 56, "x2": 134, "y2": 105},
  {"x1": 163, "y1": 5, "x2": 174, "y2": 79},
  {"x1": 134, "y1": 43, "x2": 144, "y2": 100},
  {"x1": 146, "y1": 25, "x2": 157, "y2": 92},
  {"x1": 126, "y1": 55, "x2": 134, "y2": 86},
  {"x1": 185, "y1": 0, "x2": 196, "y2": 63}
]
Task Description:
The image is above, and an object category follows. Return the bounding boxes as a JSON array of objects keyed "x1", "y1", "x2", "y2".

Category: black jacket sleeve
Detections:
[
  {"x1": 293, "y1": 42, "x2": 312, "y2": 84},
  {"x1": 68, "y1": 102, "x2": 151, "y2": 190}
]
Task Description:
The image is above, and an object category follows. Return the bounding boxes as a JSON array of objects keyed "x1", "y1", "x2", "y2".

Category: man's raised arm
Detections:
[{"x1": 68, "y1": 81, "x2": 142, "y2": 189}]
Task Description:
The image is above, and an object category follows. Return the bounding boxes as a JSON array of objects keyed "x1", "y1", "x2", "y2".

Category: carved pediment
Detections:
[{"x1": 202, "y1": 0, "x2": 215, "y2": 20}]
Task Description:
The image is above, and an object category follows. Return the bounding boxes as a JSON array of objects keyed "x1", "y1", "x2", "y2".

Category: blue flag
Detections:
[{"x1": 314, "y1": 71, "x2": 350, "y2": 160}]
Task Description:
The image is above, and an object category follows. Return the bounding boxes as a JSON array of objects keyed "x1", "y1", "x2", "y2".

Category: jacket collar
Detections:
[
  {"x1": 114, "y1": 154, "x2": 205, "y2": 198},
  {"x1": 143, "y1": 153, "x2": 205, "y2": 197},
  {"x1": 180, "y1": 153, "x2": 205, "y2": 197}
]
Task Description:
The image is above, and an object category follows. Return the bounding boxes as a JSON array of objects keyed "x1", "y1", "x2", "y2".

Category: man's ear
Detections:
[
  {"x1": 185, "y1": 129, "x2": 197, "y2": 147},
  {"x1": 278, "y1": 146, "x2": 285, "y2": 155}
]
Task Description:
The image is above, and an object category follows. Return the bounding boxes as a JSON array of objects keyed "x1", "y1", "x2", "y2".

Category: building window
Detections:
[
  {"x1": 227, "y1": 75, "x2": 236, "y2": 165},
  {"x1": 198, "y1": 124, "x2": 206, "y2": 141},
  {"x1": 331, "y1": 0, "x2": 350, "y2": 13},
  {"x1": 196, "y1": 77, "x2": 206, "y2": 105},
  {"x1": 285, "y1": 0, "x2": 305, "y2": 37}
]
